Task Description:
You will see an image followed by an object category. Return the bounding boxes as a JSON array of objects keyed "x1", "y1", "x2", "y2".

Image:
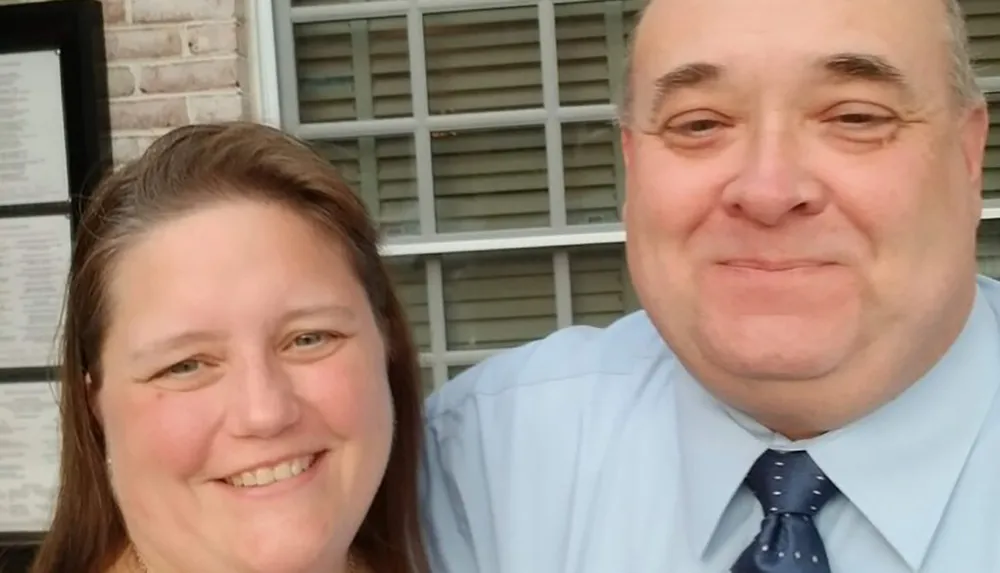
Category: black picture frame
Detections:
[
  {"x1": 0, "y1": 0, "x2": 109, "y2": 386},
  {"x1": 0, "y1": 0, "x2": 111, "y2": 556},
  {"x1": 0, "y1": 0, "x2": 111, "y2": 228},
  {"x1": 0, "y1": 544, "x2": 37, "y2": 572}
]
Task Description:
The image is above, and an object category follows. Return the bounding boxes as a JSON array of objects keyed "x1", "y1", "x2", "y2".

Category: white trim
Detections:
[
  {"x1": 418, "y1": 349, "x2": 503, "y2": 367},
  {"x1": 273, "y1": 0, "x2": 302, "y2": 131},
  {"x1": 406, "y1": 4, "x2": 436, "y2": 235},
  {"x1": 292, "y1": 1, "x2": 410, "y2": 23},
  {"x1": 553, "y1": 250, "x2": 573, "y2": 328},
  {"x1": 379, "y1": 203, "x2": 1000, "y2": 256},
  {"x1": 297, "y1": 117, "x2": 419, "y2": 140},
  {"x1": 977, "y1": 76, "x2": 1000, "y2": 94},
  {"x1": 983, "y1": 198, "x2": 1000, "y2": 220},
  {"x1": 539, "y1": 0, "x2": 567, "y2": 228},
  {"x1": 426, "y1": 259, "x2": 449, "y2": 388},
  {"x1": 294, "y1": 105, "x2": 616, "y2": 140},
  {"x1": 379, "y1": 224, "x2": 626, "y2": 257},
  {"x1": 289, "y1": 0, "x2": 586, "y2": 23},
  {"x1": 417, "y1": 0, "x2": 541, "y2": 12},
  {"x1": 247, "y1": 0, "x2": 282, "y2": 126},
  {"x1": 439, "y1": 349, "x2": 500, "y2": 365}
]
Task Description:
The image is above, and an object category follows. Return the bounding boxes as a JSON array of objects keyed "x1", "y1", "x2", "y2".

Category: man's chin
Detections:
[
  {"x1": 694, "y1": 316, "x2": 855, "y2": 382},
  {"x1": 710, "y1": 352, "x2": 842, "y2": 383}
]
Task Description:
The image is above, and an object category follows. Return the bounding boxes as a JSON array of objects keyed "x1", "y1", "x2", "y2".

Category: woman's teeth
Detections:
[{"x1": 225, "y1": 454, "x2": 316, "y2": 488}]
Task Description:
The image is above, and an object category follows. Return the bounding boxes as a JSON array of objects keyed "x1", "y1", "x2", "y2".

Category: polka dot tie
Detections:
[{"x1": 731, "y1": 450, "x2": 839, "y2": 573}]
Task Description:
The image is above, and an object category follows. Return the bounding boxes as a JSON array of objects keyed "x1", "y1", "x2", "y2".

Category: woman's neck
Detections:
[{"x1": 109, "y1": 545, "x2": 368, "y2": 573}]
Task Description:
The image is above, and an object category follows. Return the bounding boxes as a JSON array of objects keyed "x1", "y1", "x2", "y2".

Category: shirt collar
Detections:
[
  {"x1": 674, "y1": 285, "x2": 1000, "y2": 570},
  {"x1": 674, "y1": 365, "x2": 766, "y2": 559}
]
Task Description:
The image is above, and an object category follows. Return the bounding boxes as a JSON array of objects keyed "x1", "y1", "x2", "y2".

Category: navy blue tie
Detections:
[{"x1": 731, "y1": 450, "x2": 839, "y2": 573}]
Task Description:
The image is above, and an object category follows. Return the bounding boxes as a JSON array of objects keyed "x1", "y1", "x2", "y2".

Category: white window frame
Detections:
[{"x1": 250, "y1": 0, "x2": 1000, "y2": 387}]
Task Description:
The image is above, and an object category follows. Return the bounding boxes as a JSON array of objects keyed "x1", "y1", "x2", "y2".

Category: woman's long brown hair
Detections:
[{"x1": 30, "y1": 122, "x2": 429, "y2": 573}]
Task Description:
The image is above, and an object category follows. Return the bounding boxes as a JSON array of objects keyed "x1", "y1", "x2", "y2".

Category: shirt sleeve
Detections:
[
  {"x1": 420, "y1": 391, "x2": 498, "y2": 573},
  {"x1": 416, "y1": 324, "x2": 622, "y2": 573}
]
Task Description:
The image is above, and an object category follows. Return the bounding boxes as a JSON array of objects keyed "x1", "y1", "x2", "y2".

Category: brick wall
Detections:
[{"x1": 1, "y1": 0, "x2": 254, "y2": 165}]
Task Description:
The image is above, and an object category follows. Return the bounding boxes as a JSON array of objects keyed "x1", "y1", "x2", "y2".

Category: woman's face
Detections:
[{"x1": 96, "y1": 200, "x2": 394, "y2": 573}]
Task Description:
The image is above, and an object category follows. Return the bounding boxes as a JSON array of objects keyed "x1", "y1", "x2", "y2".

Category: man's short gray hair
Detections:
[
  {"x1": 616, "y1": 0, "x2": 983, "y2": 126},
  {"x1": 943, "y1": 0, "x2": 982, "y2": 103}
]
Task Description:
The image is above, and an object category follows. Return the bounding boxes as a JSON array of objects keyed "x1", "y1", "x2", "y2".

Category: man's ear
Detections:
[
  {"x1": 960, "y1": 101, "x2": 990, "y2": 191},
  {"x1": 620, "y1": 127, "x2": 634, "y2": 221},
  {"x1": 621, "y1": 127, "x2": 634, "y2": 168}
]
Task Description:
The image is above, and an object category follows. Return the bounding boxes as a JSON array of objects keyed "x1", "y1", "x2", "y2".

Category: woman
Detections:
[{"x1": 30, "y1": 122, "x2": 430, "y2": 573}]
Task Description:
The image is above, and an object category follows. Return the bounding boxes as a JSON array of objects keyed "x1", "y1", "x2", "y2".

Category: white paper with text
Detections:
[
  {"x1": 0, "y1": 50, "x2": 69, "y2": 206},
  {"x1": 0, "y1": 215, "x2": 71, "y2": 368},
  {"x1": 0, "y1": 380, "x2": 60, "y2": 532}
]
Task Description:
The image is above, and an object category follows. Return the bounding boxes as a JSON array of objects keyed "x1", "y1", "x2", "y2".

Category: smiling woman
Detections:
[{"x1": 28, "y1": 122, "x2": 429, "y2": 573}]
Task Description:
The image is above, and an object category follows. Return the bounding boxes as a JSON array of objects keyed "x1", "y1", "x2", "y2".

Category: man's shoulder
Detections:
[
  {"x1": 978, "y1": 274, "x2": 1000, "y2": 307},
  {"x1": 424, "y1": 310, "x2": 674, "y2": 421}
]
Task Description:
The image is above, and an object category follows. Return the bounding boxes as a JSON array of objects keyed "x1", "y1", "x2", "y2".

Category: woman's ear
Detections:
[{"x1": 86, "y1": 372, "x2": 104, "y2": 425}]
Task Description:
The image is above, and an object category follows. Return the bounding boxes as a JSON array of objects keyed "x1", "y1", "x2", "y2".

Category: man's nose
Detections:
[
  {"x1": 721, "y1": 124, "x2": 828, "y2": 226},
  {"x1": 225, "y1": 354, "x2": 302, "y2": 439}
]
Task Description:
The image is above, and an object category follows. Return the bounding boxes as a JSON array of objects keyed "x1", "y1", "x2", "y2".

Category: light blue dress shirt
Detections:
[{"x1": 420, "y1": 275, "x2": 1000, "y2": 573}]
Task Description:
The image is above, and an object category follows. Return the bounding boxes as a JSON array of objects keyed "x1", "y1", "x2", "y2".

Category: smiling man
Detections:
[{"x1": 420, "y1": 0, "x2": 1000, "y2": 572}]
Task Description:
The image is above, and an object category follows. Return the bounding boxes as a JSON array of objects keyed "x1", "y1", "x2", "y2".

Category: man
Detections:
[{"x1": 420, "y1": 0, "x2": 1000, "y2": 571}]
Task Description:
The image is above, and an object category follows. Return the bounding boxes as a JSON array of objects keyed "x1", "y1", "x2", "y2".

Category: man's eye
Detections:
[
  {"x1": 834, "y1": 113, "x2": 892, "y2": 126},
  {"x1": 668, "y1": 118, "x2": 725, "y2": 136},
  {"x1": 686, "y1": 119, "x2": 724, "y2": 132}
]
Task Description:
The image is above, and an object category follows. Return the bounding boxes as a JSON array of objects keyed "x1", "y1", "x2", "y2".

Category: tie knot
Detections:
[{"x1": 745, "y1": 449, "x2": 838, "y2": 516}]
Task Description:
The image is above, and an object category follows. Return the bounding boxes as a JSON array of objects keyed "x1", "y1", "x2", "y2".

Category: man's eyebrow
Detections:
[
  {"x1": 648, "y1": 62, "x2": 724, "y2": 118},
  {"x1": 816, "y1": 52, "x2": 914, "y2": 97},
  {"x1": 641, "y1": 54, "x2": 914, "y2": 121}
]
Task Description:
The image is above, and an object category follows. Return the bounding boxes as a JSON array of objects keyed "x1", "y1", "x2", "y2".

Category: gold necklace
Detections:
[{"x1": 129, "y1": 545, "x2": 146, "y2": 573}]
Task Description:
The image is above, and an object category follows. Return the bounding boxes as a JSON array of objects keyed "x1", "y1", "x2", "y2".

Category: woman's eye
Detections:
[
  {"x1": 292, "y1": 332, "x2": 332, "y2": 348},
  {"x1": 165, "y1": 359, "x2": 201, "y2": 377}
]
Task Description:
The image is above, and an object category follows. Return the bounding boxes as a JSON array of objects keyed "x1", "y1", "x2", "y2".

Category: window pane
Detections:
[
  {"x1": 979, "y1": 219, "x2": 1000, "y2": 279},
  {"x1": 294, "y1": 17, "x2": 411, "y2": 122},
  {"x1": 563, "y1": 120, "x2": 622, "y2": 224},
  {"x1": 448, "y1": 364, "x2": 473, "y2": 380},
  {"x1": 963, "y1": 0, "x2": 1000, "y2": 76},
  {"x1": 425, "y1": 7, "x2": 543, "y2": 114},
  {"x1": 570, "y1": 245, "x2": 640, "y2": 328},
  {"x1": 313, "y1": 135, "x2": 419, "y2": 237},
  {"x1": 432, "y1": 125, "x2": 550, "y2": 232},
  {"x1": 442, "y1": 250, "x2": 557, "y2": 350},
  {"x1": 293, "y1": 0, "x2": 352, "y2": 5},
  {"x1": 555, "y1": 0, "x2": 641, "y2": 106},
  {"x1": 623, "y1": 0, "x2": 643, "y2": 40},
  {"x1": 420, "y1": 368, "x2": 435, "y2": 396},
  {"x1": 386, "y1": 257, "x2": 431, "y2": 353},
  {"x1": 555, "y1": 1, "x2": 611, "y2": 106},
  {"x1": 986, "y1": 98, "x2": 1000, "y2": 201}
]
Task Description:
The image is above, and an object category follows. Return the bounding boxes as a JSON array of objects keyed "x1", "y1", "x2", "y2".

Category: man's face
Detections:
[{"x1": 622, "y1": 0, "x2": 988, "y2": 434}]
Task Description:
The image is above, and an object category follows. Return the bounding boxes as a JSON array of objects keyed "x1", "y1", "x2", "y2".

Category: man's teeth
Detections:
[{"x1": 226, "y1": 455, "x2": 316, "y2": 488}]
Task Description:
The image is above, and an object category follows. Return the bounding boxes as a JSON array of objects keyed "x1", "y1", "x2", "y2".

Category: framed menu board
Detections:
[{"x1": 0, "y1": 0, "x2": 111, "y2": 547}]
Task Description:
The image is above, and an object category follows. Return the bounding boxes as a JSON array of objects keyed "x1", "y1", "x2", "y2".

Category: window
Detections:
[
  {"x1": 981, "y1": 93, "x2": 1000, "y2": 279},
  {"x1": 979, "y1": 219, "x2": 1000, "y2": 279},
  {"x1": 269, "y1": 0, "x2": 1000, "y2": 391}
]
